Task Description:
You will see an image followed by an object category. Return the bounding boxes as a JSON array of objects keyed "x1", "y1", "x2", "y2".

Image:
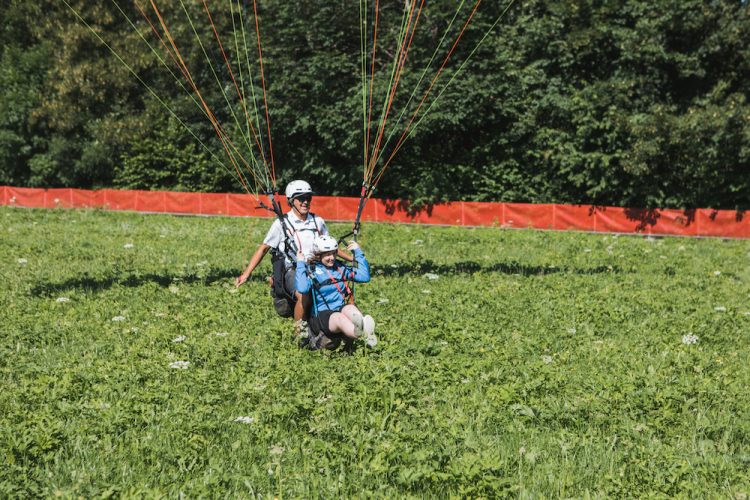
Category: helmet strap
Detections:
[{"x1": 290, "y1": 201, "x2": 305, "y2": 219}]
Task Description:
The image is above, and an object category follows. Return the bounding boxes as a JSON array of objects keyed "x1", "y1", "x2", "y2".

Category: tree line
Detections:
[{"x1": 1, "y1": 1, "x2": 748, "y2": 209}]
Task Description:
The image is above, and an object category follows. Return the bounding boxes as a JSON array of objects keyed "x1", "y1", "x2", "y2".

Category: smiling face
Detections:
[
  {"x1": 291, "y1": 194, "x2": 312, "y2": 217},
  {"x1": 319, "y1": 250, "x2": 336, "y2": 267}
]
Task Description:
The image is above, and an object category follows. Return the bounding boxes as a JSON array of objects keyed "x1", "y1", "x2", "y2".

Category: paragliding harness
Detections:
[
  {"x1": 304, "y1": 260, "x2": 356, "y2": 351},
  {"x1": 260, "y1": 190, "x2": 322, "y2": 317},
  {"x1": 309, "y1": 263, "x2": 354, "y2": 316},
  {"x1": 303, "y1": 185, "x2": 369, "y2": 350}
]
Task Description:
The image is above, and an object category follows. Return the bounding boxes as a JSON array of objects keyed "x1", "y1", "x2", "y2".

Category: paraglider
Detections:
[{"x1": 61, "y1": 0, "x2": 516, "y2": 341}]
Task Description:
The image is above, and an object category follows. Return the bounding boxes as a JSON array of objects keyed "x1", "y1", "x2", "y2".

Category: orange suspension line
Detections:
[
  {"x1": 148, "y1": 0, "x2": 254, "y2": 193},
  {"x1": 202, "y1": 0, "x2": 269, "y2": 173},
  {"x1": 365, "y1": 0, "x2": 380, "y2": 173},
  {"x1": 251, "y1": 0, "x2": 277, "y2": 187},
  {"x1": 367, "y1": 0, "x2": 424, "y2": 181},
  {"x1": 373, "y1": 0, "x2": 483, "y2": 188}
]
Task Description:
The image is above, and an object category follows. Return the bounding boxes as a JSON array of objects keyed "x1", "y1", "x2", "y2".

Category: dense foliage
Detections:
[
  {"x1": 2, "y1": 206, "x2": 750, "y2": 496},
  {"x1": 1, "y1": 1, "x2": 749, "y2": 209}
]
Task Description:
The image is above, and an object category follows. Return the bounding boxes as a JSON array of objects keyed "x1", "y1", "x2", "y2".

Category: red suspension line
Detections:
[
  {"x1": 252, "y1": 0, "x2": 277, "y2": 187},
  {"x1": 373, "y1": 0, "x2": 483, "y2": 188},
  {"x1": 137, "y1": 2, "x2": 259, "y2": 189},
  {"x1": 202, "y1": 0, "x2": 269, "y2": 173},
  {"x1": 368, "y1": 0, "x2": 424, "y2": 181},
  {"x1": 148, "y1": 0, "x2": 254, "y2": 192},
  {"x1": 365, "y1": 0, "x2": 380, "y2": 174}
]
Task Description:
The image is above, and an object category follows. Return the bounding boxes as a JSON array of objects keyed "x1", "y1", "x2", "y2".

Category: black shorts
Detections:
[
  {"x1": 309, "y1": 310, "x2": 335, "y2": 337},
  {"x1": 308, "y1": 310, "x2": 351, "y2": 351}
]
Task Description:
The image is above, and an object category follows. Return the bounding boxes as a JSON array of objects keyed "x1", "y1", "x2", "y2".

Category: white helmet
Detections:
[
  {"x1": 285, "y1": 180, "x2": 313, "y2": 201},
  {"x1": 313, "y1": 235, "x2": 338, "y2": 254}
]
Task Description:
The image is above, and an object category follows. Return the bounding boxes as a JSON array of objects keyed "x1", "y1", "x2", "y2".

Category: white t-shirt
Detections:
[{"x1": 263, "y1": 211, "x2": 328, "y2": 263}]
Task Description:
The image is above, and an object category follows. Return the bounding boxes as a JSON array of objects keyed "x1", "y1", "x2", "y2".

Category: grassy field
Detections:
[{"x1": 1, "y1": 206, "x2": 749, "y2": 497}]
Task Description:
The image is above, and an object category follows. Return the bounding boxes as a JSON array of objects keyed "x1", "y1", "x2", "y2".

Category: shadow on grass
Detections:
[
  {"x1": 373, "y1": 259, "x2": 624, "y2": 277},
  {"x1": 31, "y1": 260, "x2": 624, "y2": 296},
  {"x1": 30, "y1": 270, "x2": 267, "y2": 297}
]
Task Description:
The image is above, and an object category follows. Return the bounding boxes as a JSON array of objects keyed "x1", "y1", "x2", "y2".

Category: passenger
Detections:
[
  {"x1": 235, "y1": 180, "x2": 344, "y2": 338},
  {"x1": 295, "y1": 235, "x2": 377, "y2": 350}
]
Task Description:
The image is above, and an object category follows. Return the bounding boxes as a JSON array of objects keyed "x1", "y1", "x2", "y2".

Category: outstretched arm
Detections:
[{"x1": 235, "y1": 244, "x2": 272, "y2": 287}]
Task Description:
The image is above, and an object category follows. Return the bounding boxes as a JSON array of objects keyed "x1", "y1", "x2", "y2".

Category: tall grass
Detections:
[{"x1": 1, "y1": 207, "x2": 749, "y2": 497}]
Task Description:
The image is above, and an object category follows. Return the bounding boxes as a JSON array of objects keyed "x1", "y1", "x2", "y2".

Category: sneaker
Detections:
[
  {"x1": 363, "y1": 315, "x2": 375, "y2": 336},
  {"x1": 363, "y1": 314, "x2": 377, "y2": 347},
  {"x1": 350, "y1": 310, "x2": 365, "y2": 338}
]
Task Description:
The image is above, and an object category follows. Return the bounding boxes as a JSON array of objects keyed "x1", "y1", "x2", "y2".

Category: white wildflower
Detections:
[
  {"x1": 421, "y1": 289, "x2": 432, "y2": 294},
  {"x1": 606, "y1": 245, "x2": 614, "y2": 254},
  {"x1": 168, "y1": 285, "x2": 180, "y2": 294},
  {"x1": 424, "y1": 273, "x2": 440, "y2": 280},
  {"x1": 583, "y1": 248, "x2": 591, "y2": 253},
  {"x1": 744, "y1": 312, "x2": 750, "y2": 317},
  {"x1": 461, "y1": 378, "x2": 470, "y2": 384},
  {"x1": 56, "y1": 297, "x2": 70, "y2": 303},
  {"x1": 440, "y1": 341, "x2": 448, "y2": 346},
  {"x1": 678, "y1": 245, "x2": 686, "y2": 251},
  {"x1": 390, "y1": 264, "x2": 398, "y2": 269},
  {"x1": 17, "y1": 258, "x2": 28, "y2": 265},
  {"x1": 228, "y1": 287, "x2": 238, "y2": 294},
  {"x1": 412, "y1": 239, "x2": 424, "y2": 245},
  {"x1": 315, "y1": 394, "x2": 333, "y2": 404},
  {"x1": 713, "y1": 271, "x2": 721, "y2": 276},
  {"x1": 172, "y1": 335, "x2": 186, "y2": 343},
  {"x1": 196, "y1": 260, "x2": 209, "y2": 267},
  {"x1": 376, "y1": 298, "x2": 389, "y2": 305},
  {"x1": 659, "y1": 255, "x2": 667, "y2": 260},
  {"x1": 269, "y1": 445, "x2": 284, "y2": 456},
  {"x1": 267, "y1": 468, "x2": 274, "y2": 476},
  {"x1": 541, "y1": 355, "x2": 553, "y2": 364},
  {"x1": 213, "y1": 331, "x2": 229, "y2": 337},
  {"x1": 714, "y1": 306, "x2": 727, "y2": 312},
  {"x1": 682, "y1": 334, "x2": 699, "y2": 345},
  {"x1": 123, "y1": 243, "x2": 134, "y2": 249},
  {"x1": 567, "y1": 327, "x2": 577, "y2": 334},
  {"x1": 130, "y1": 327, "x2": 139, "y2": 333},
  {"x1": 112, "y1": 316, "x2": 126, "y2": 322},
  {"x1": 234, "y1": 416, "x2": 255, "y2": 424},
  {"x1": 168, "y1": 360, "x2": 190, "y2": 369},
  {"x1": 154, "y1": 312, "x2": 168, "y2": 318}
]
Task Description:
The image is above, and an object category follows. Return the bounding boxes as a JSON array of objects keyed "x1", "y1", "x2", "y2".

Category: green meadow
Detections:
[{"x1": 1, "y1": 206, "x2": 749, "y2": 497}]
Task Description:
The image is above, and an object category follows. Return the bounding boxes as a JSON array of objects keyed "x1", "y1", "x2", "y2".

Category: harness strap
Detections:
[
  {"x1": 283, "y1": 212, "x2": 322, "y2": 256},
  {"x1": 324, "y1": 265, "x2": 352, "y2": 300}
]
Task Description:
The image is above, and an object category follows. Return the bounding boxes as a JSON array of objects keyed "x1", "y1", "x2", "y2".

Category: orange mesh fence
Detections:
[{"x1": 1, "y1": 186, "x2": 748, "y2": 239}]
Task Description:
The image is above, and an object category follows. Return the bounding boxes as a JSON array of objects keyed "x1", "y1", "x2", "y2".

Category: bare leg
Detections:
[
  {"x1": 328, "y1": 312, "x2": 358, "y2": 339},
  {"x1": 293, "y1": 291, "x2": 310, "y2": 322},
  {"x1": 340, "y1": 304, "x2": 362, "y2": 322}
]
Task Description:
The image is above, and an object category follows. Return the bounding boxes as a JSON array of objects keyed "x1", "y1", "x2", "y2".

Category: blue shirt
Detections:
[{"x1": 295, "y1": 249, "x2": 370, "y2": 314}]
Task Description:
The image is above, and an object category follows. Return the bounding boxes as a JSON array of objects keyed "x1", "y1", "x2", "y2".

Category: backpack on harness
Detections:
[{"x1": 270, "y1": 249, "x2": 295, "y2": 318}]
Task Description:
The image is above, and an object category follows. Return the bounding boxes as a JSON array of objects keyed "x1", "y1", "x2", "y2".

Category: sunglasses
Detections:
[{"x1": 295, "y1": 195, "x2": 313, "y2": 203}]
